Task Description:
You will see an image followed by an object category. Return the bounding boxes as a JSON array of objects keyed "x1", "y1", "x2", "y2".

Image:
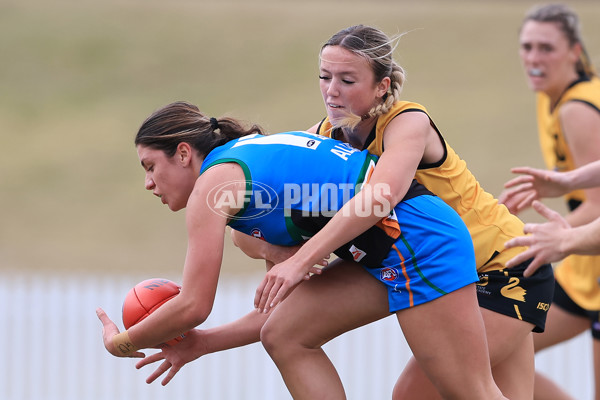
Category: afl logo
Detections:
[
  {"x1": 380, "y1": 268, "x2": 399, "y2": 281},
  {"x1": 306, "y1": 139, "x2": 316, "y2": 147},
  {"x1": 251, "y1": 228, "x2": 266, "y2": 241},
  {"x1": 206, "y1": 180, "x2": 279, "y2": 220},
  {"x1": 478, "y1": 276, "x2": 489, "y2": 287}
]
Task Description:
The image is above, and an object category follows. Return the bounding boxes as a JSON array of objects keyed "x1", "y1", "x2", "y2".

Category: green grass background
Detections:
[{"x1": 2, "y1": 0, "x2": 599, "y2": 277}]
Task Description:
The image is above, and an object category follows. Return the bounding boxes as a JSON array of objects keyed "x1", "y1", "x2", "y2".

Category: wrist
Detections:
[{"x1": 112, "y1": 330, "x2": 138, "y2": 356}]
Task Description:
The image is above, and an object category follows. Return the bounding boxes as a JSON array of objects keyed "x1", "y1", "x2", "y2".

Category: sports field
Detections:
[{"x1": 2, "y1": 0, "x2": 600, "y2": 277}]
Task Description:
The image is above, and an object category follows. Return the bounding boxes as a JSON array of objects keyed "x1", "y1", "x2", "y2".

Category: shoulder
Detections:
[{"x1": 559, "y1": 100, "x2": 600, "y2": 122}]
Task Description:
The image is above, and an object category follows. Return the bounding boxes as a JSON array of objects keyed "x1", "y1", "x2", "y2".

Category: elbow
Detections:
[
  {"x1": 230, "y1": 229, "x2": 241, "y2": 248},
  {"x1": 177, "y1": 296, "x2": 213, "y2": 329},
  {"x1": 369, "y1": 183, "x2": 397, "y2": 215}
]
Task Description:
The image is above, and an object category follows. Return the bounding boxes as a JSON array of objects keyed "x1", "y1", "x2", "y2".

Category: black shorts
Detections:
[
  {"x1": 553, "y1": 280, "x2": 600, "y2": 340},
  {"x1": 476, "y1": 261, "x2": 555, "y2": 333}
]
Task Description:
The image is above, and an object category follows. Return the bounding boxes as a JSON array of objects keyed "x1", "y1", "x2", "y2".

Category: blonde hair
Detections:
[
  {"x1": 523, "y1": 3, "x2": 596, "y2": 77},
  {"x1": 320, "y1": 25, "x2": 406, "y2": 129}
]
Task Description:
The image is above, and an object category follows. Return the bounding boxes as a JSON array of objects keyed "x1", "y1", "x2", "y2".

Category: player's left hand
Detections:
[
  {"x1": 96, "y1": 308, "x2": 145, "y2": 358},
  {"x1": 254, "y1": 258, "x2": 322, "y2": 313}
]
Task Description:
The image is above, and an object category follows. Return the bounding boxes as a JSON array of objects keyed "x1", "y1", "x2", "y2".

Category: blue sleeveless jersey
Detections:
[{"x1": 200, "y1": 131, "x2": 414, "y2": 267}]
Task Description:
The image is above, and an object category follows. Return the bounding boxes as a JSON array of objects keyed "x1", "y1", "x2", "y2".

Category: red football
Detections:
[{"x1": 122, "y1": 278, "x2": 185, "y2": 345}]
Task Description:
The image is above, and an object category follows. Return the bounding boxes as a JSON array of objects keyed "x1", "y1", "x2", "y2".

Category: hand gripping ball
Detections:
[{"x1": 122, "y1": 278, "x2": 186, "y2": 345}]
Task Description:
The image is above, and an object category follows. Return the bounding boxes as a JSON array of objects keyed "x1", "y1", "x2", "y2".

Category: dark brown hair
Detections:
[{"x1": 135, "y1": 101, "x2": 264, "y2": 157}]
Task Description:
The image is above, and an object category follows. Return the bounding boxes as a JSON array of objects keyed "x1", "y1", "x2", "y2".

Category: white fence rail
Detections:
[{"x1": 0, "y1": 272, "x2": 593, "y2": 400}]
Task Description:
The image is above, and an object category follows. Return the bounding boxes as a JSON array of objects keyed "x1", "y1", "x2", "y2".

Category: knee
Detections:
[{"x1": 260, "y1": 317, "x2": 291, "y2": 358}]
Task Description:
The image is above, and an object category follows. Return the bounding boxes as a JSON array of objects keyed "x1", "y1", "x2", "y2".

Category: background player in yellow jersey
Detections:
[{"x1": 500, "y1": 4, "x2": 600, "y2": 400}]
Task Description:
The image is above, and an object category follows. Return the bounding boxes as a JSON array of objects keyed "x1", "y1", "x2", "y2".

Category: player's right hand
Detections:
[{"x1": 136, "y1": 329, "x2": 208, "y2": 386}]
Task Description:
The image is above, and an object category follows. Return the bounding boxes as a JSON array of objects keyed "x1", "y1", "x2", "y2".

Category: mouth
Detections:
[
  {"x1": 529, "y1": 68, "x2": 544, "y2": 77},
  {"x1": 154, "y1": 193, "x2": 166, "y2": 204},
  {"x1": 328, "y1": 103, "x2": 344, "y2": 109}
]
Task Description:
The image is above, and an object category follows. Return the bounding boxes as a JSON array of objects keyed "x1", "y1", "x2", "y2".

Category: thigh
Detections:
[
  {"x1": 396, "y1": 284, "x2": 496, "y2": 398},
  {"x1": 535, "y1": 303, "x2": 590, "y2": 352},
  {"x1": 264, "y1": 258, "x2": 391, "y2": 346}
]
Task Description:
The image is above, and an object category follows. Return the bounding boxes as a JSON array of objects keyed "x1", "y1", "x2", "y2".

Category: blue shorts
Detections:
[{"x1": 363, "y1": 195, "x2": 478, "y2": 312}]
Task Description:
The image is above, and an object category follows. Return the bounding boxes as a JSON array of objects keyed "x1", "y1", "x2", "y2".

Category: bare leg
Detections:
[
  {"x1": 262, "y1": 259, "x2": 503, "y2": 400},
  {"x1": 397, "y1": 284, "x2": 504, "y2": 399},
  {"x1": 533, "y1": 304, "x2": 589, "y2": 400},
  {"x1": 261, "y1": 261, "x2": 390, "y2": 400},
  {"x1": 394, "y1": 307, "x2": 535, "y2": 399}
]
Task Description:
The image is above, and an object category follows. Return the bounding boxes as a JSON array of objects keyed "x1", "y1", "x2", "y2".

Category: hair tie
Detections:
[{"x1": 210, "y1": 117, "x2": 219, "y2": 131}]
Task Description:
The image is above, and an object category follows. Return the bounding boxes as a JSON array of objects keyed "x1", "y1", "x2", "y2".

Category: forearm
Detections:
[
  {"x1": 570, "y1": 160, "x2": 600, "y2": 190},
  {"x1": 201, "y1": 310, "x2": 270, "y2": 353},
  {"x1": 564, "y1": 217, "x2": 600, "y2": 256},
  {"x1": 565, "y1": 200, "x2": 600, "y2": 227}
]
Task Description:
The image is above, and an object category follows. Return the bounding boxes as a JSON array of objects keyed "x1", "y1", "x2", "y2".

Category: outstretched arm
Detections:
[
  {"x1": 505, "y1": 201, "x2": 600, "y2": 276},
  {"x1": 135, "y1": 310, "x2": 271, "y2": 385},
  {"x1": 98, "y1": 164, "x2": 243, "y2": 357}
]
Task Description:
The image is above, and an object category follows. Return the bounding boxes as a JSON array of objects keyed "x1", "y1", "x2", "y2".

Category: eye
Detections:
[
  {"x1": 342, "y1": 79, "x2": 355, "y2": 85},
  {"x1": 319, "y1": 75, "x2": 331, "y2": 81},
  {"x1": 540, "y1": 44, "x2": 554, "y2": 53}
]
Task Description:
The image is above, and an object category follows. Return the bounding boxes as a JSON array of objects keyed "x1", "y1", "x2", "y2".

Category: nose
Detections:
[
  {"x1": 523, "y1": 47, "x2": 540, "y2": 64},
  {"x1": 326, "y1": 78, "x2": 340, "y2": 97},
  {"x1": 145, "y1": 174, "x2": 155, "y2": 191}
]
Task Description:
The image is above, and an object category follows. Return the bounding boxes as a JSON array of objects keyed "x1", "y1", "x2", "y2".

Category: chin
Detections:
[{"x1": 168, "y1": 203, "x2": 185, "y2": 212}]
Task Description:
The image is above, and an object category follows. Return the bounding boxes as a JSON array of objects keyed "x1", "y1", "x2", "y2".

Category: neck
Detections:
[{"x1": 547, "y1": 71, "x2": 581, "y2": 107}]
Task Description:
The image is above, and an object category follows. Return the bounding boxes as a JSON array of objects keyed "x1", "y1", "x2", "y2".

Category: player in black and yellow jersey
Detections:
[
  {"x1": 500, "y1": 4, "x2": 600, "y2": 399},
  {"x1": 304, "y1": 25, "x2": 554, "y2": 400}
]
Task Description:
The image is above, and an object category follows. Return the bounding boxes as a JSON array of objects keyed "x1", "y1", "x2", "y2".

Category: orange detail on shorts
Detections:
[
  {"x1": 393, "y1": 244, "x2": 413, "y2": 307},
  {"x1": 376, "y1": 217, "x2": 401, "y2": 239}
]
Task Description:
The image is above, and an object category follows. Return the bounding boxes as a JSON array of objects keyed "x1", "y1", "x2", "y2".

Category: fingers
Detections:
[
  {"x1": 504, "y1": 175, "x2": 534, "y2": 189},
  {"x1": 531, "y1": 201, "x2": 566, "y2": 225},
  {"x1": 145, "y1": 360, "x2": 171, "y2": 384},
  {"x1": 265, "y1": 280, "x2": 289, "y2": 311},
  {"x1": 254, "y1": 276, "x2": 271, "y2": 310},
  {"x1": 523, "y1": 258, "x2": 543, "y2": 278},
  {"x1": 308, "y1": 266, "x2": 324, "y2": 275},
  {"x1": 136, "y1": 352, "x2": 165, "y2": 369},
  {"x1": 515, "y1": 191, "x2": 538, "y2": 214},
  {"x1": 162, "y1": 363, "x2": 182, "y2": 386},
  {"x1": 254, "y1": 275, "x2": 291, "y2": 313},
  {"x1": 505, "y1": 235, "x2": 533, "y2": 250},
  {"x1": 96, "y1": 308, "x2": 113, "y2": 327}
]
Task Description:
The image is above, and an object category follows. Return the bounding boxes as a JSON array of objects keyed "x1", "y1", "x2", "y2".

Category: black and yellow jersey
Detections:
[
  {"x1": 317, "y1": 101, "x2": 527, "y2": 274},
  {"x1": 536, "y1": 76, "x2": 600, "y2": 310}
]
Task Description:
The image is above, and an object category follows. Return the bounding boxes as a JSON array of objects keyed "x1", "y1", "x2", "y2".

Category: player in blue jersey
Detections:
[{"x1": 97, "y1": 101, "x2": 506, "y2": 399}]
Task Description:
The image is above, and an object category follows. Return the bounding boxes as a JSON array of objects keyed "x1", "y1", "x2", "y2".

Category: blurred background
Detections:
[{"x1": 1, "y1": 0, "x2": 599, "y2": 399}]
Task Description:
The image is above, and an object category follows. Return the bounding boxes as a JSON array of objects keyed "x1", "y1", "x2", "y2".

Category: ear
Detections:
[
  {"x1": 176, "y1": 142, "x2": 193, "y2": 166},
  {"x1": 376, "y1": 77, "x2": 391, "y2": 98},
  {"x1": 570, "y1": 42, "x2": 583, "y2": 64}
]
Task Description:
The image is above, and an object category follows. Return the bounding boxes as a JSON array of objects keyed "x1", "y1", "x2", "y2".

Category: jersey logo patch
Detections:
[
  {"x1": 250, "y1": 228, "x2": 266, "y2": 241},
  {"x1": 349, "y1": 245, "x2": 367, "y2": 262},
  {"x1": 380, "y1": 267, "x2": 399, "y2": 282}
]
